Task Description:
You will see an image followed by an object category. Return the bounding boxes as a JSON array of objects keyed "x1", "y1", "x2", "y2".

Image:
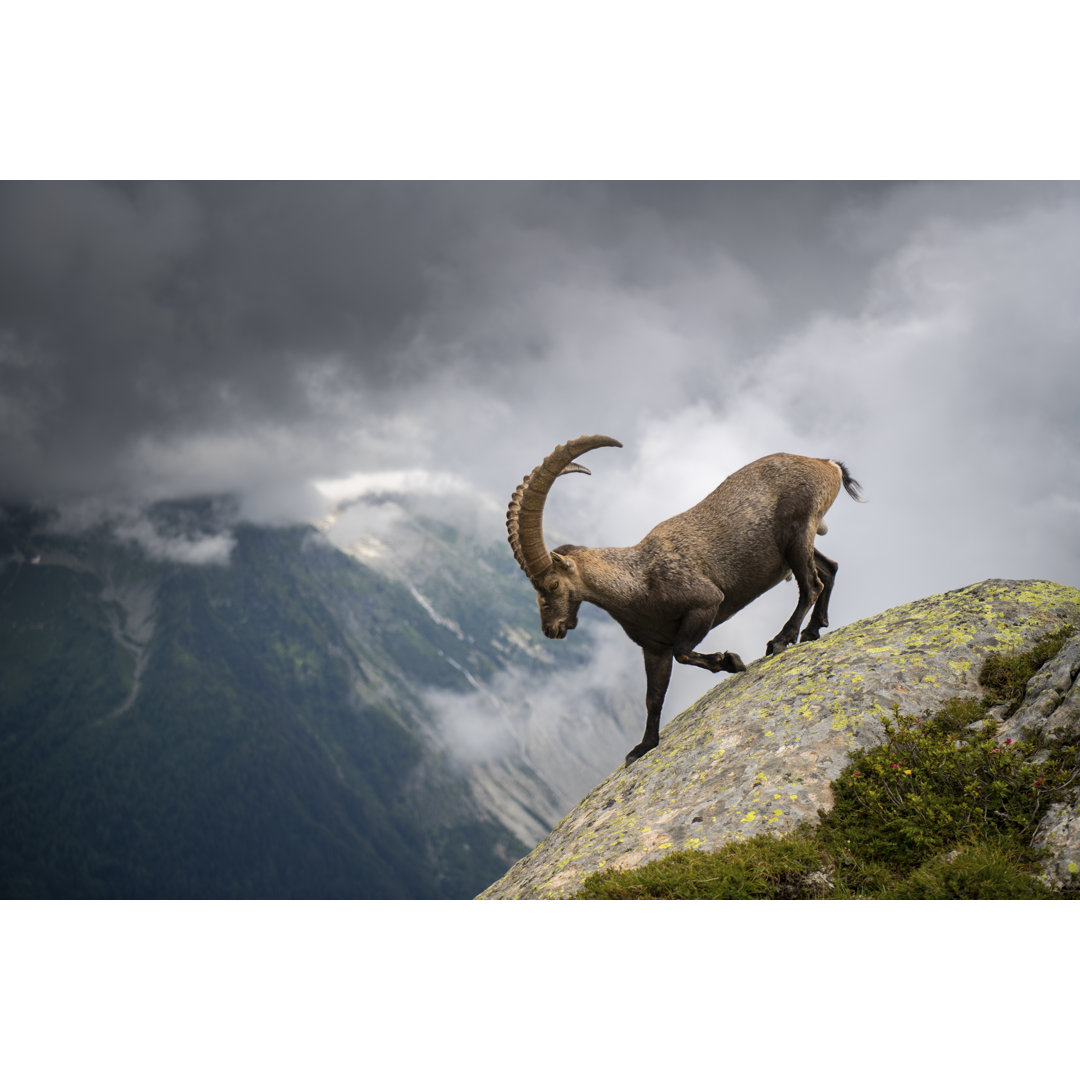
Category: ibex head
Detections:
[
  {"x1": 533, "y1": 547, "x2": 586, "y2": 638},
  {"x1": 506, "y1": 434, "x2": 622, "y2": 640}
]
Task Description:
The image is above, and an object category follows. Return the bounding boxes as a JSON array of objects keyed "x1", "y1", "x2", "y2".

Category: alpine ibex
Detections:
[{"x1": 506, "y1": 435, "x2": 863, "y2": 766}]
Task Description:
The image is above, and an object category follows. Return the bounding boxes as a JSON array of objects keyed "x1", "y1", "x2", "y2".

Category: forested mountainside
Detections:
[{"x1": 0, "y1": 498, "x2": 625, "y2": 899}]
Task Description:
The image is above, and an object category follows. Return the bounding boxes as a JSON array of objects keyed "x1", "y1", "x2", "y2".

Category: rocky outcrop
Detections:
[
  {"x1": 1003, "y1": 630, "x2": 1080, "y2": 891},
  {"x1": 478, "y1": 579, "x2": 1080, "y2": 899}
]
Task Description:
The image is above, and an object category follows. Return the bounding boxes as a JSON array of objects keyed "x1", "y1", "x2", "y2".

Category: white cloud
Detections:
[
  {"x1": 314, "y1": 468, "x2": 470, "y2": 505},
  {"x1": 111, "y1": 514, "x2": 236, "y2": 566},
  {"x1": 488, "y1": 186, "x2": 1080, "y2": 672}
]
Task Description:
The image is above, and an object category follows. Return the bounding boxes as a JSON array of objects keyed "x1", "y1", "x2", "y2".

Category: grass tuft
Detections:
[
  {"x1": 577, "y1": 834, "x2": 833, "y2": 900},
  {"x1": 979, "y1": 624, "x2": 1074, "y2": 716}
]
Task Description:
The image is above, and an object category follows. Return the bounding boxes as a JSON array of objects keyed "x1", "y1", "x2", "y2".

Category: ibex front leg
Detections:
[
  {"x1": 673, "y1": 605, "x2": 746, "y2": 675},
  {"x1": 625, "y1": 647, "x2": 672, "y2": 767}
]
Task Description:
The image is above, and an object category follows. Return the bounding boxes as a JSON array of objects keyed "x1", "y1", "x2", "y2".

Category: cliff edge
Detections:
[{"x1": 478, "y1": 579, "x2": 1080, "y2": 899}]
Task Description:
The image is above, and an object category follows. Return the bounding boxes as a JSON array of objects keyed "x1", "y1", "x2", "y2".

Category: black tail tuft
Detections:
[{"x1": 835, "y1": 461, "x2": 866, "y2": 502}]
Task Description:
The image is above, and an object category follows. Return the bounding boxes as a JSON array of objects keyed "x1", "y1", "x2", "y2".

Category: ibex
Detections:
[{"x1": 506, "y1": 435, "x2": 863, "y2": 766}]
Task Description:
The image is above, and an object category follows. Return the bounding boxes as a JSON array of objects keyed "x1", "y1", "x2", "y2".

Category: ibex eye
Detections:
[{"x1": 549, "y1": 580, "x2": 560, "y2": 591}]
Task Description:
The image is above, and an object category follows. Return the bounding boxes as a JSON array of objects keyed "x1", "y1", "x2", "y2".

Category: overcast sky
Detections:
[{"x1": 2, "y1": 181, "x2": 1079, "y2": 667}]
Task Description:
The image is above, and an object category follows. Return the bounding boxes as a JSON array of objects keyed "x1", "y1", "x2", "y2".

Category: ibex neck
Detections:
[{"x1": 576, "y1": 546, "x2": 649, "y2": 612}]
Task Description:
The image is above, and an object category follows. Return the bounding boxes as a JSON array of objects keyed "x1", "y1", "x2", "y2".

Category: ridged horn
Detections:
[{"x1": 506, "y1": 434, "x2": 622, "y2": 583}]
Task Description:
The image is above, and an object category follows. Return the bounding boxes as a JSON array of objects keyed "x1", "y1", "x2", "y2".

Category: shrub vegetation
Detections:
[{"x1": 577, "y1": 629, "x2": 1080, "y2": 900}]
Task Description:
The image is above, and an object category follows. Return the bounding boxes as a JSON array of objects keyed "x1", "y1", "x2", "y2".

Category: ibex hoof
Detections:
[
  {"x1": 765, "y1": 638, "x2": 788, "y2": 656},
  {"x1": 625, "y1": 740, "x2": 657, "y2": 767},
  {"x1": 724, "y1": 652, "x2": 746, "y2": 673}
]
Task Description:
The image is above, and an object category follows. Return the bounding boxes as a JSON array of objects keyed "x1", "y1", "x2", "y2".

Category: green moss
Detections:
[{"x1": 577, "y1": 628, "x2": 1079, "y2": 900}]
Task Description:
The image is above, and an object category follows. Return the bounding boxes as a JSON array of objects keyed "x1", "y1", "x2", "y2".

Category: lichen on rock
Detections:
[{"x1": 477, "y1": 579, "x2": 1080, "y2": 899}]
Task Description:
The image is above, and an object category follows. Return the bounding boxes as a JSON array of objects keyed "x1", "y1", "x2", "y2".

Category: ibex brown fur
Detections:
[{"x1": 507, "y1": 435, "x2": 863, "y2": 765}]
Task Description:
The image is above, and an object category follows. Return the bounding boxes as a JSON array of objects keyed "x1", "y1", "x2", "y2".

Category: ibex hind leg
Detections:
[
  {"x1": 800, "y1": 550, "x2": 838, "y2": 643},
  {"x1": 766, "y1": 541, "x2": 823, "y2": 656}
]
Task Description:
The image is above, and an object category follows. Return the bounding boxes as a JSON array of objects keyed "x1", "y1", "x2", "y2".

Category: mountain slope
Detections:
[
  {"x1": 320, "y1": 495, "x2": 645, "y2": 848},
  {"x1": 1, "y1": 506, "x2": 538, "y2": 898}
]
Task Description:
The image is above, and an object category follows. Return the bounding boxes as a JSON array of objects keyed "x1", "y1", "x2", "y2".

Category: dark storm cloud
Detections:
[
  {"x1": 1, "y1": 180, "x2": 894, "y2": 507},
  {"x1": 2, "y1": 182, "x2": 1079, "y2": 601},
  {"x1": 0, "y1": 181, "x2": 473, "y2": 500}
]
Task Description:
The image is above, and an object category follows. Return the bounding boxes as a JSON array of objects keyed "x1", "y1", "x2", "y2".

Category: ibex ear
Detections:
[{"x1": 551, "y1": 551, "x2": 575, "y2": 572}]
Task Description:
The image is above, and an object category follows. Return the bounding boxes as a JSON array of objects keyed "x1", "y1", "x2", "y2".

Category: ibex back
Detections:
[{"x1": 506, "y1": 435, "x2": 864, "y2": 765}]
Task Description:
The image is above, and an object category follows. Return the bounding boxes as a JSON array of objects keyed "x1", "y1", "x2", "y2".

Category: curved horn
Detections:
[{"x1": 506, "y1": 434, "x2": 622, "y2": 582}]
